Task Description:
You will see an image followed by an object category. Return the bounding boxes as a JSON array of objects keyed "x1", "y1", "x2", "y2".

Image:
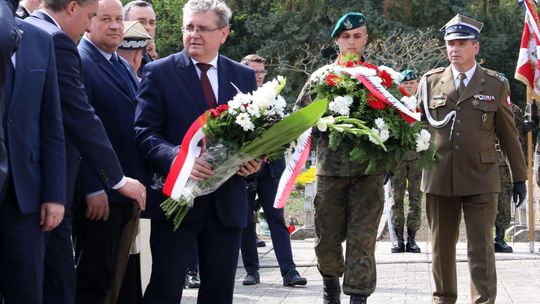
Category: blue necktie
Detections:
[{"x1": 110, "y1": 54, "x2": 135, "y2": 92}]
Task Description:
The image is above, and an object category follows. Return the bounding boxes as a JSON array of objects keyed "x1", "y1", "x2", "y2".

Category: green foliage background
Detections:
[{"x1": 130, "y1": 0, "x2": 527, "y2": 106}]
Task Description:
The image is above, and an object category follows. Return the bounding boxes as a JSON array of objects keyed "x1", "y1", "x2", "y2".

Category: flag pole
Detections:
[{"x1": 527, "y1": 87, "x2": 535, "y2": 253}]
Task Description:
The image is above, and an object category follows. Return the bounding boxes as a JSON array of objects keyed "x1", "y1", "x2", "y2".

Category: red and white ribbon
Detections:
[
  {"x1": 341, "y1": 67, "x2": 421, "y2": 122},
  {"x1": 163, "y1": 113, "x2": 208, "y2": 200},
  {"x1": 274, "y1": 129, "x2": 312, "y2": 208}
]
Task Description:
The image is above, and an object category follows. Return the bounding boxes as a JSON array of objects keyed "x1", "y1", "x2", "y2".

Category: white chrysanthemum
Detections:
[
  {"x1": 317, "y1": 116, "x2": 335, "y2": 132},
  {"x1": 379, "y1": 66, "x2": 403, "y2": 84},
  {"x1": 235, "y1": 112, "x2": 255, "y2": 131},
  {"x1": 374, "y1": 118, "x2": 387, "y2": 130},
  {"x1": 415, "y1": 129, "x2": 431, "y2": 152},
  {"x1": 246, "y1": 103, "x2": 261, "y2": 118},
  {"x1": 369, "y1": 127, "x2": 389, "y2": 144},
  {"x1": 228, "y1": 93, "x2": 253, "y2": 114},
  {"x1": 329, "y1": 95, "x2": 353, "y2": 116},
  {"x1": 273, "y1": 95, "x2": 287, "y2": 117},
  {"x1": 401, "y1": 96, "x2": 418, "y2": 112}
]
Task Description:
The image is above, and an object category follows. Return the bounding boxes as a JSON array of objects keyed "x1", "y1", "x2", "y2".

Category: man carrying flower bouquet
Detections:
[
  {"x1": 419, "y1": 14, "x2": 527, "y2": 304},
  {"x1": 296, "y1": 12, "x2": 384, "y2": 304},
  {"x1": 134, "y1": 0, "x2": 261, "y2": 303}
]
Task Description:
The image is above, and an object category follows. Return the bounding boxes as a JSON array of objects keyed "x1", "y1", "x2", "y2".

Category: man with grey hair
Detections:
[
  {"x1": 25, "y1": 0, "x2": 147, "y2": 303},
  {"x1": 134, "y1": 0, "x2": 259, "y2": 303}
]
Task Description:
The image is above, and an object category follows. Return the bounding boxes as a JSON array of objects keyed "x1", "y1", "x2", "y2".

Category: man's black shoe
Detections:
[
  {"x1": 242, "y1": 271, "x2": 260, "y2": 285},
  {"x1": 256, "y1": 237, "x2": 266, "y2": 248},
  {"x1": 282, "y1": 269, "x2": 307, "y2": 286},
  {"x1": 185, "y1": 270, "x2": 200, "y2": 288},
  {"x1": 405, "y1": 229, "x2": 421, "y2": 253},
  {"x1": 391, "y1": 240, "x2": 405, "y2": 253},
  {"x1": 494, "y1": 239, "x2": 513, "y2": 253},
  {"x1": 349, "y1": 294, "x2": 367, "y2": 304}
]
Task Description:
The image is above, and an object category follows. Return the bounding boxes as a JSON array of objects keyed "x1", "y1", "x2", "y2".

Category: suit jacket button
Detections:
[
  {"x1": 457, "y1": 106, "x2": 461, "y2": 110},
  {"x1": 454, "y1": 145, "x2": 460, "y2": 150},
  {"x1": 7, "y1": 117, "x2": 13, "y2": 123},
  {"x1": 455, "y1": 132, "x2": 460, "y2": 136}
]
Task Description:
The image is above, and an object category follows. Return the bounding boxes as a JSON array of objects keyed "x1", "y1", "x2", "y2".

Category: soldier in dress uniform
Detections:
[
  {"x1": 390, "y1": 70, "x2": 423, "y2": 254},
  {"x1": 418, "y1": 14, "x2": 527, "y2": 304},
  {"x1": 296, "y1": 12, "x2": 383, "y2": 304}
]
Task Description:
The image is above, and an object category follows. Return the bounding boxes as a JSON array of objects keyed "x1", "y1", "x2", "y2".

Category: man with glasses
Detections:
[
  {"x1": 134, "y1": 1, "x2": 260, "y2": 303},
  {"x1": 123, "y1": 0, "x2": 156, "y2": 74}
]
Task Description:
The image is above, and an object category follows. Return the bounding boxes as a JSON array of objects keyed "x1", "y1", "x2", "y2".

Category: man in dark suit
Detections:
[
  {"x1": 1, "y1": 19, "x2": 66, "y2": 303},
  {"x1": 0, "y1": 0, "x2": 20, "y2": 195},
  {"x1": 134, "y1": 1, "x2": 260, "y2": 303},
  {"x1": 239, "y1": 54, "x2": 307, "y2": 287},
  {"x1": 75, "y1": 0, "x2": 148, "y2": 302},
  {"x1": 24, "y1": 1, "x2": 147, "y2": 303}
]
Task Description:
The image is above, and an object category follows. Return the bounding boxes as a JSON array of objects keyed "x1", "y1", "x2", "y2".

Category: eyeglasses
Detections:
[
  {"x1": 182, "y1": 26, "x2": 221, "y2": 34},
  {"x1": 255, "y1": 71, "x2": 267, "y2": 76}
]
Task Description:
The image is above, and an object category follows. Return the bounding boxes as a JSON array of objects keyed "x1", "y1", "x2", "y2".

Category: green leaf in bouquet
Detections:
[{"x1": 239, "y1": 99, "x2": 328, "y2": 157}]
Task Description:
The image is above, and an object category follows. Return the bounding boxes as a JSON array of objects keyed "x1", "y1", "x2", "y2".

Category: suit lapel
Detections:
[
  {"x1": 176, "y1": 51, "x2": 207, "y2": 113},
  {"x1": 80, "y1": 39, "x2": 134, "y2": 99},
  {"x1": 217, "y1": 56, "x2": 235, "y2": 104},
  {"x1": 9, "y1": 26, "x2": 28, "y2": 113}
]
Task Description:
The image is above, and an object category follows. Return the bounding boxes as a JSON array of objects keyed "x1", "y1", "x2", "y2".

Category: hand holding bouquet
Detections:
[{"x1": 161, "y1": 77, "x2": 327, "y2": 230}]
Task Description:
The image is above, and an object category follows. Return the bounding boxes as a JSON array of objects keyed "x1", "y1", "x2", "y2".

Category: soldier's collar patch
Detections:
[
  {"x1": 474, "y1": 94, "x2": 495, "y2": 102},
  {"x1": 472, "y1": 100, "x2": 479, "y2": 107},
  {"x1": 433, "y1": 94, "x2": 445, "y2": 100}
]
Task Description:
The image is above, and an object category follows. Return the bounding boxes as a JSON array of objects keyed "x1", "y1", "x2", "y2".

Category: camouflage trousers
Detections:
[
  {"x1": 314, "y1": 174, "x2": 384, "y2": 296},
  {"x1": 496, "y1": 165, "x2": 512, "y2": 229},
  {"x1": 390, "y1": 159, "x2": 422, "y2": 231}
]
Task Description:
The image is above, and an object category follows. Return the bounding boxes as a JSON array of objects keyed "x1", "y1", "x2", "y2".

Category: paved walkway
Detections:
[{"x1": 139, "y1": 220, "x2": 540, "y2": 304}]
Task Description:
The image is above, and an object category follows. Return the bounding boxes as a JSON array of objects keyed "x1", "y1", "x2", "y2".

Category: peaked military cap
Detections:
[
  {"x1": 331, "y1": 12, "x2": 366, "y2": 38},
  {"x1": 441, "y1": 14, "x2": 483, "y2": 41},
  {"x1": 401, "y1": 70, "x2": 418, "y2": 82},
  {"x1": 119, "y1": 21, "x2": 152, "y2": 50}
]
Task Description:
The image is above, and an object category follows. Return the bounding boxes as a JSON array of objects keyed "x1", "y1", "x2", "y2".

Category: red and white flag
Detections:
[{"x1": 515, "y1": 0, "x2": 540, "y2": 100}]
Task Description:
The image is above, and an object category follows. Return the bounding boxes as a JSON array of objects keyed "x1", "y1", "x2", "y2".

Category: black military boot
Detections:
[
  {"x1": 349, "y1": 294, "x2": 367, "y2": 304},
  {"x1": 494, "y1": 226, "x2": 513, "y2": 253},
  {"x1": 405, "y1": 229, "x2": 421, "y2": 253},
  {"x1": 322, "y1": 275, "x2": 341, "y2": 304},
  {"x1": 391, "y1": 227, "x2": 405, "y2": 253}
]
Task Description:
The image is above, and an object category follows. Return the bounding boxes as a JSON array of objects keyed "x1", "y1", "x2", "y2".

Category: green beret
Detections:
[
  {"x1": 401, "y1": 70, "x2": 418, "y2": 82},
  {"x1": 331, "y1": 12, "x2": 366, "y2": 38}
]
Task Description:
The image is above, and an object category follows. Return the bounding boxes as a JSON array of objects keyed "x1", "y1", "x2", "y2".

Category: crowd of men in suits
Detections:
[{"x1": 0, "y1": 0, "x2": 303, "y2": 303}]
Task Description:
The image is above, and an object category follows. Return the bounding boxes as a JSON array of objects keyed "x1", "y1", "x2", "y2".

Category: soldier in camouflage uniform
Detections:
[
  {"x1": 390, "y1": 70, "x2": 423, "y2": 254},
  {"x1": 495, "y1": 103, "x2": 525, "y2": 253},
  {"x1": 295, "y1": 12, "x2": 383, "y2": 304}
]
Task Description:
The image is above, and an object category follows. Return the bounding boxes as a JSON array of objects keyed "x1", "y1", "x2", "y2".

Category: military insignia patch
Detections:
[
  {"x1": 344, "y1": 19, "x2": 353, "y2": 29},
  {"x1": 474, "y1": 94, "x2": 495, "y2": 102},
  {"x1": 472, "y1": 100, "x2": 479, "y2": 107}
]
